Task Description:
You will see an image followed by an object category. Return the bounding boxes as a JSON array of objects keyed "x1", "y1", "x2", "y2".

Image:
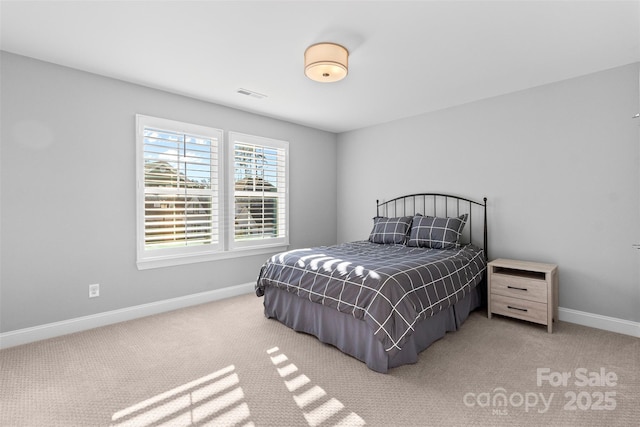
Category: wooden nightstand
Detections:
[{"x1": 487, "y1": 258, "x2": 558, "y2": 333}]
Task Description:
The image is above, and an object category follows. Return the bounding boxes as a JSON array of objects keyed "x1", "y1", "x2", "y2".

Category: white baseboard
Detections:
[
  {"x1": 559, "y1": 307, "x2": 640, "y2": 338},
  {"x1": 2, "y1": 291, "x2": 638, "y2": 350},
  {"x1": 0, "y1": 282, "x2": 255, "y2": 350}
]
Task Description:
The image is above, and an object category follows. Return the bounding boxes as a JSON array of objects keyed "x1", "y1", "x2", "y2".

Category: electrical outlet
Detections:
[{"x1": 89, "y1": 284, "x2": 100, "y2": 298}]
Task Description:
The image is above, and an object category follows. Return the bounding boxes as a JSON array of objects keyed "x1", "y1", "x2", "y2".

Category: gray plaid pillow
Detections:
[
  {"x1": 368, "y1": 216, "x2": 413, "y2": 244},
  {"x1": 407, "y1": 214, "x2": 468, "y2": 249}
]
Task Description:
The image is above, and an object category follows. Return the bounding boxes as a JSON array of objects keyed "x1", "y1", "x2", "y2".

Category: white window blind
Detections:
[
  {"x1": 136, "y1": 115, "x2": 223, "y2": 268},
  {"x1": 229, "y1": 132, "x2": 288, "y2": 249}
]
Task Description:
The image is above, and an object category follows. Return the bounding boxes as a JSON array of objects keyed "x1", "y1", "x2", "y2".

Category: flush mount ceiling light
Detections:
[{"x1": 304, "y1": 42, "x2": 349, "y2": 83}]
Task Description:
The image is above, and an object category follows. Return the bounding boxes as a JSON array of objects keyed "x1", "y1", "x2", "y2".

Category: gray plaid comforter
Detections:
[{"x1": 256, "y1": 241, "x2": 486, "y2": 357}]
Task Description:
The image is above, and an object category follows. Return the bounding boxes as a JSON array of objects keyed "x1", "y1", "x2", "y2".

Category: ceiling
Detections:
[{"x1": 1, "y1": 1, "x2": 639, "y2": 133}]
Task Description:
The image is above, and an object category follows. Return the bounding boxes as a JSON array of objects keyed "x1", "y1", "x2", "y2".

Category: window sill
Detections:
[{"x1": 136, "y1": 244, "x2": 288, "y2": 270}]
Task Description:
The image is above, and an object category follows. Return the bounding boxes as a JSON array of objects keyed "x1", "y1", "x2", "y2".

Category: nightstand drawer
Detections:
[
  {"x1": 491, "y1": 274, "x2": 547, "y2": 303},
  {"x1": 490, "y1": 294, "x2": 547, "y2": 325}
]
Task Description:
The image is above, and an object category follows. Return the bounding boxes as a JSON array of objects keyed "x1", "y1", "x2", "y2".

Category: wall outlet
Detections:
[{"x1": 89, "y1": 284, "x2": 100, "y2": 298}]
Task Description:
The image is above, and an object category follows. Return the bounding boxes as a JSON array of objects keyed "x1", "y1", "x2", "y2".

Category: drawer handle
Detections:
[
  {"x1": 507, "y1": 285, "x2": 528, "y2": 291},
  {"x1": 507, "y1": 305, "x2": 528, "y2": 312}
]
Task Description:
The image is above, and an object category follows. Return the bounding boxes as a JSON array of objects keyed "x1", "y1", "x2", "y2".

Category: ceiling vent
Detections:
[{"x1": 237, "y1": 88, "x2": 267, "y2": 99}]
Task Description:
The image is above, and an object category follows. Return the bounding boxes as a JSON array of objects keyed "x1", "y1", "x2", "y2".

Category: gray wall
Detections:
[
  {"x1": 0, "y1": 52, "x2": 338, "y2": 332},
  {"x1": 2, "y1": 51, "x2": 638, "y2": 334},
  {"x1": 337, "y1": 63, "x2": 640, "y2": 323}
]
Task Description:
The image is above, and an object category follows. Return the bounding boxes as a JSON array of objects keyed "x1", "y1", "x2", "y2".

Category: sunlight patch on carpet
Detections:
[
  {"x1": 267, "y1": 346, "x2": 366, "y2": 426},
  {"x1": 110, "y1": 365, "x2": 254, "y2": 427}
]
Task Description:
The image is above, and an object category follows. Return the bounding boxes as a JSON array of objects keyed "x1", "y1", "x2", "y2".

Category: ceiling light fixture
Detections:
[{"x1": 304, "y1": 42, "x2": 349, "y2": 83}]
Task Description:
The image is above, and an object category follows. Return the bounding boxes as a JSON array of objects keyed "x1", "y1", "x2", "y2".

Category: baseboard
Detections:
[
  {"x1": 3, "y1": 292, "x2": 637, "y2": 350},
  {"x1": 0, "y1": 283, "x2": 255, "y2": 349},
  {"x1": 558, "y1": 307, "x2": 640, "y2": 338}
]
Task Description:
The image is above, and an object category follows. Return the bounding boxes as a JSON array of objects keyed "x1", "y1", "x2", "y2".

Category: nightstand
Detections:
[{"x1": 487, "y1": 258, "x2": 558, "y2": 333}]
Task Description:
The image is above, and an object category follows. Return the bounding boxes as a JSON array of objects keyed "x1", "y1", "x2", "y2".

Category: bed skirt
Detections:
[{"x1": 263, "y1": 285, "x2": 482, "y2": 373}]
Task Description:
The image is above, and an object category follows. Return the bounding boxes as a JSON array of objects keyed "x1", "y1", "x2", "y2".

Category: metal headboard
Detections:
[{"x1": 376, "y1": 193, "x2": 488, "y2": 260}]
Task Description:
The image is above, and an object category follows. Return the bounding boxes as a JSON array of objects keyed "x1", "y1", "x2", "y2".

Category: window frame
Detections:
[
  {"x1": 135, "y1": 116, "x2": 290, "y2": 270},
  {"x1": 136, "y1": 115, "x2": 224, "y2": 269},
  {"x1": 227, "y1": 131, "x2": 289, "y2": 252}
]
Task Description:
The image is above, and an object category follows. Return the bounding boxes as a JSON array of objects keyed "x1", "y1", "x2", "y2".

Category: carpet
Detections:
[{"x1": 1, "y1": 292, "x2": 638, "y2": 426}]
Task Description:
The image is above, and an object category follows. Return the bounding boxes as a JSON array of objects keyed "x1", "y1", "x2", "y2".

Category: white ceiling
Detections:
[{"x1": 1, "y1": 1, "x2": 639, "y2": 133}]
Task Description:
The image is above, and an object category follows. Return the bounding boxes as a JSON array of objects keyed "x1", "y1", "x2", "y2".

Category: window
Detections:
[
  {"x1": 136, "y1": 115, "x2": 223, "y2": 268},
  {"x1": 228, "y1": 132, "x2": 288, "y2": 250},
  {"x1": 136, "y1": 116, "x2": 288, "y2": 269}
]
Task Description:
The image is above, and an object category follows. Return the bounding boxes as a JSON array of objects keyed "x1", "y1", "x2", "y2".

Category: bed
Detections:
[{"x1": 256, "y1": 193, "x2": 488, "y2": 373}]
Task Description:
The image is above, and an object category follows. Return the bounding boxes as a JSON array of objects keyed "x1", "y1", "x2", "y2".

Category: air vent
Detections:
[{"x1": 236, "y1": 88, "x2": 267, "y2": 99}]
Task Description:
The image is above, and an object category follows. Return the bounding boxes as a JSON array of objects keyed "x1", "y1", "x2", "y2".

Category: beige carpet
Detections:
[{"x1": 1, "y1": 292, "x2": 638, "y2": 426}]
